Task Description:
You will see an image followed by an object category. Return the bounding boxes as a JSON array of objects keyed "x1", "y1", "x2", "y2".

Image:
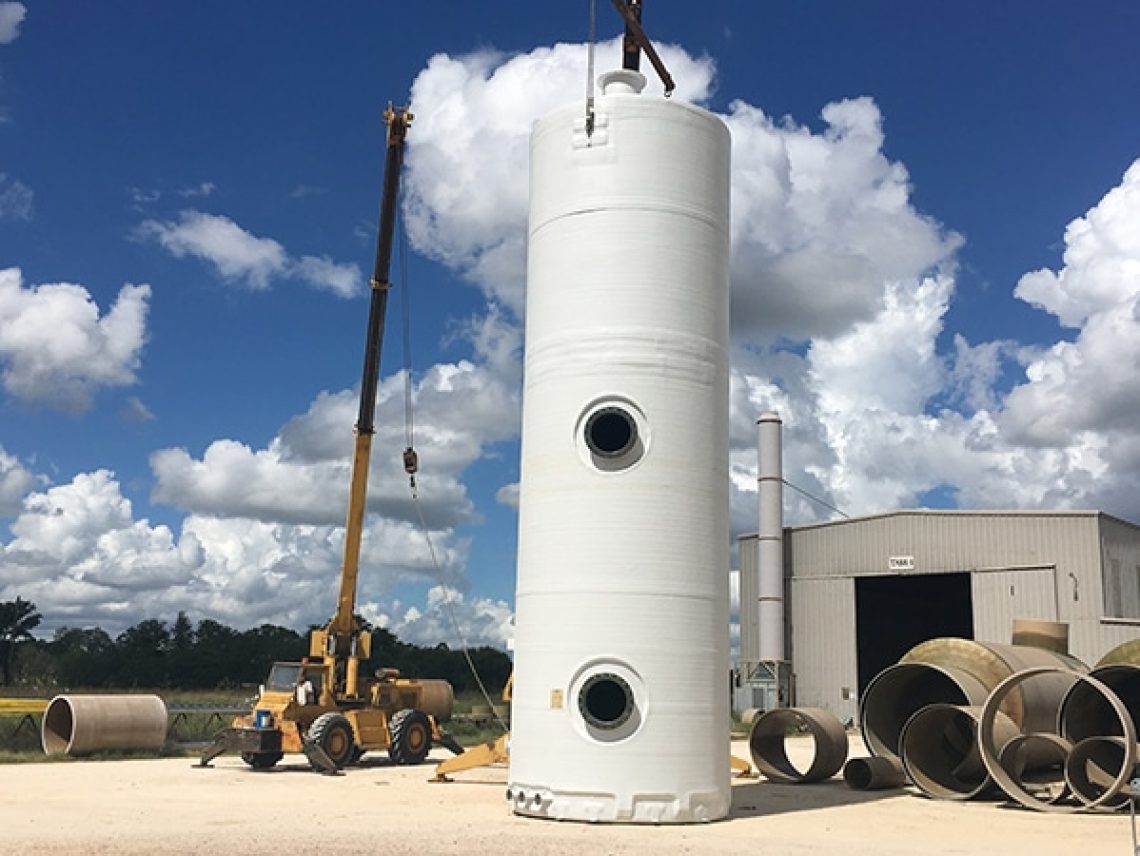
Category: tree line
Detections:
[{"x1": 0, "y1": 597, "x2": 511, "y2": 694}]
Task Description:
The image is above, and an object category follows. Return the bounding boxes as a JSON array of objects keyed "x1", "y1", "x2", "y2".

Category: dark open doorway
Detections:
[{"x1": 855, "y1": 572, "x2": 974, "y2": 696}]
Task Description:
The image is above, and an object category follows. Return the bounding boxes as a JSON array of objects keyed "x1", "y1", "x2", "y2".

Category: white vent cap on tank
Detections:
[{"x1": 599, "y1": 69, "x2": 646, "y2": 95}]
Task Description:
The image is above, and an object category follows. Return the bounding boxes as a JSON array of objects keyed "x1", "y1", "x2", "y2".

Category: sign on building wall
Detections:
[{"x1": 888, "y1": 555, "x2": 916, "y2": 572}]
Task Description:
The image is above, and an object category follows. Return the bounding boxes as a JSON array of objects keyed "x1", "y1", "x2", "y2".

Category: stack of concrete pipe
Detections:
[{"x1": 854, "y1": 633, "x2": 1140, "y2": 812}]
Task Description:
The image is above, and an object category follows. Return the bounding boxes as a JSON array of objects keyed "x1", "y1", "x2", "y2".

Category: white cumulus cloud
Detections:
[
  {"x1": 137, "y1": 210, "x2": 362, "y2": 295},
  {"x1": 1001, "y1": 161, "x2": 1140, "y2": 448},
  {"x1": 403, "y1": 39, "x2": 715, "y2": 315},
  {"x1": 0, "y1": 268, "x2": 149, "y2": 413},
  {"x1": 366, "y1": 585, "x2": 513, "y2": 649},
  {"x1": 0, "y1": 172, "x2": 33, "y2": 221},
  {"x1": 0, "y1": 2, "x2": 25, "y2": 44},
  {"x1": 0, "y1": 445, "x2": 38, "y2": 516},
  {"x1": 136, "y1": 211, "x2": 288, "y2": 290}
]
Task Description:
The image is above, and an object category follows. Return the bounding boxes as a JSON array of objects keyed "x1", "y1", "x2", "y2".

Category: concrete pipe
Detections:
[
  {"x1": 901, "y1": 639, "x2": 1086, "y2": 734},
  {"x1": 997, "y1": 733, "x2": 1072, "y2": 805},
  {"x1": 859, "y1": 662, "x2": 990, "y2": 761},
  {"x1": 979, "y1": 667, "x2": 1134, "y2": 813},
  {"x1": 740, "y1": 708, "x2": 761, "y2": 727},
  {"x1": 1011, "y1": 619, "x2": 1070, "y2": 655},
  {"x1": 900, "y1": 704, "x2": 1018, "y2": 800},
  {"x1": 1095, "y1": 639, "x2": 1140, "y2": 669},
  {"x1": 1059, "y1": 664, "x2": 1140, "y2": 743},
  {"x1": 749, "y1": 707, "x2": 848, "y2": 784},
  {"x1": 843, "y1": 755, "x2": 906, "y2": 791},
  {"x1": 42, "y1": 694, "x2": 167, "y2": 756},
  {"x1": 1064, "y1": 736, "x2": 1137, "y2": 810}
]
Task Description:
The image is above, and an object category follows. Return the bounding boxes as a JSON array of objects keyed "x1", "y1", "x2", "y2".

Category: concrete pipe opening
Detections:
[
  {"x1": 42, "y1": 694, "x2": 167, "y2": 756},
  {"x1": 997, "y1": 733, "x2": 1072, "y2": 805},
  {"x1": 979, "y1": 667, "x2": 1134, "y2": 814},
  {"x1": 859, "y1": 662, "x2": 989, "y2": 761},
  {"x1": 1065, "y1": 736, "x2": 1137, "y2": 810},
  {"x1": 749, "y1": 707, "x2": 847, "y2": 784},
  {"x1": 1059, "y1": 664, "x2": 1140, "y2": 743},
  {"x1": 843, "y1": 755, "x2": 906, "y2": 791},
  {"x1": 900, "y1": 704, "x2": 1016, "y2": 800}
]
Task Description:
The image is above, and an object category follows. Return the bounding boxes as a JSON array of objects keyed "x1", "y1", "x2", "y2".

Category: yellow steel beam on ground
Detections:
[{"x1": 0, "y1": 698, "x2": 48, "y2": 715}]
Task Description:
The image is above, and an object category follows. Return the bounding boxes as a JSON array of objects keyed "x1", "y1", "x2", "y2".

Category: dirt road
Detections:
[{"x1": 1, "y1": 738, "x2": 1135, "y2": 855}]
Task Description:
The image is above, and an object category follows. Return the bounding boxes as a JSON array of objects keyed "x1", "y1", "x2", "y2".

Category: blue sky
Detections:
[{"x1": 1, "y1": 2, "x2": 1139, "y2": 646}]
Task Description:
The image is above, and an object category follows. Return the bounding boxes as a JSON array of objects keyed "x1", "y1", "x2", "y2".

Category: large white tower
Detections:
[{"x1": 507, "y1": 69, "x2": 732, "y2": 824}]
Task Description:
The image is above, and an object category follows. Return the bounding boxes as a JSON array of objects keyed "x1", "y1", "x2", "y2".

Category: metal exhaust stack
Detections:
[
  {"x1": 756, "y1": 412, "x2": 784, "y2": 664},
  {"x1": 42, "y1": 694, "x2": 167, "y2": 755}
]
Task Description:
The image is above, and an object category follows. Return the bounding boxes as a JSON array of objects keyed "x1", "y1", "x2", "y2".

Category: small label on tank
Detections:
[{"x1": 550, "y1": 689, "x2": 564, "y2": 709}]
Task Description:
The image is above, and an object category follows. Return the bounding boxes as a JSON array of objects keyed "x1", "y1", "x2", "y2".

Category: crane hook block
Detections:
[{"x1": 403, "y1": 447, "x2": 419, "y2": 475}]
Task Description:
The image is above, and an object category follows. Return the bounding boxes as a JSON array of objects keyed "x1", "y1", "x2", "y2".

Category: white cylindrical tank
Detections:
[
  {"x1": 757, "y1": 412, "x2": 785, "y2": 661},
  {"x1": 508, "y1": 69, "x2": 732, "y2": 824}
]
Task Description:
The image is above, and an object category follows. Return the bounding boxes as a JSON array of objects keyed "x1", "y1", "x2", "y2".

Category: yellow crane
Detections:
[{"x1": 200, "y1": 105, "x2": 462, "y2": 773}]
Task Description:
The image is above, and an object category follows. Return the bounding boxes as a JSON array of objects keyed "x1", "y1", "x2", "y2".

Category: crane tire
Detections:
[
  {"x1": 241, "y1": 751, "x2": 282, "y2": 770},
  {"x1": 389, "y1": 708, "x2": 432, "y2": 765},
  {"x1": 308, "y1": 712, "x2": 356, "y2": 769}
]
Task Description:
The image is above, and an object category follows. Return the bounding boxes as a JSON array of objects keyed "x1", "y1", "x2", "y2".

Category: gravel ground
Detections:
[{"x1": 1, "y1": 736, "x2": 1136, "y2": 855}]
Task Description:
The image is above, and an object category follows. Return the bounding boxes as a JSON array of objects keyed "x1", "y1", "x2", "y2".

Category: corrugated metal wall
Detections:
[
  {"x1": 971, "y1": 566, "x2": 1059, "y2": 641},
  {"x1": 1082, "y1": 515, "x2": 1140, "y2": 663},
  {"x1": 789, "y1": 576, "x2": 858, "y2": 723},
  {"x1": 738, "y1": 536, "x2": 759, "y2": 661},
  {"x1": 788, "y1": 510, "x2": 1100, "y2": 582}
]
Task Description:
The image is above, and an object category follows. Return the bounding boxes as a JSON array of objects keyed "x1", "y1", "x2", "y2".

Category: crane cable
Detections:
[
  {"x1": 781, "y1": 478, "x2": 850, "y2": 520},
  {"x1": 397, "y1": 214, "x2": 509, "y2": 736},
  {"x1": 399, "y1": 222, "x2": 418, "y2": 479}
]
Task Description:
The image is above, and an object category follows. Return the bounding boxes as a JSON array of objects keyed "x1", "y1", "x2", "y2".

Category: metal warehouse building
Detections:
[{"x1": 738, "y1": 509, "x2": 1140, "y2": 723}]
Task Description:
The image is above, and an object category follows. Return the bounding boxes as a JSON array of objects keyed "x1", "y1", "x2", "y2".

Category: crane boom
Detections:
[{"x1": 312, "y1": 105, "x2": 412, "y2": 692}]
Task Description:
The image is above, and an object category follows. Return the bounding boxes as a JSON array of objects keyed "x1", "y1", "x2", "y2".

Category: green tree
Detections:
[
  {"x1": 0, "y1": 597, "x2": 42, "y2": 686},
  {"x1": 114, "y1": 619, "x2": 172, "y2": 686},
  {"x1": 189, "y1": 619, "x2": 240, "y2": 687},
  {"x1": 239, "y1": 624, "x2": 307, "y2": 684},
  {"x1": 50, "y1": 627, "x2": 114, "y2": 687},
  {"x1": 171, "y1": 611, "x2": 194, "y2": 652}
]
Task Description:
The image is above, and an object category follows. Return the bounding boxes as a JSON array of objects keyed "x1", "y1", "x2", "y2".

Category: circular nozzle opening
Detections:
[
  {"x1": 585, "y1": 407, "x2": 636, "y2": 458},
  {"x1": 579, "y1": 673, "x2": 634, "y2": 730},
  {"x1": 577, "y1": 398, "x2": 648, "y2": 473}
]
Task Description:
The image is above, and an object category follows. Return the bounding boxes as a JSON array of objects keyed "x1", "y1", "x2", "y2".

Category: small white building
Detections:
[{"x1": 738, "y1": 509, "x2": 1140, "y2": 723}]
